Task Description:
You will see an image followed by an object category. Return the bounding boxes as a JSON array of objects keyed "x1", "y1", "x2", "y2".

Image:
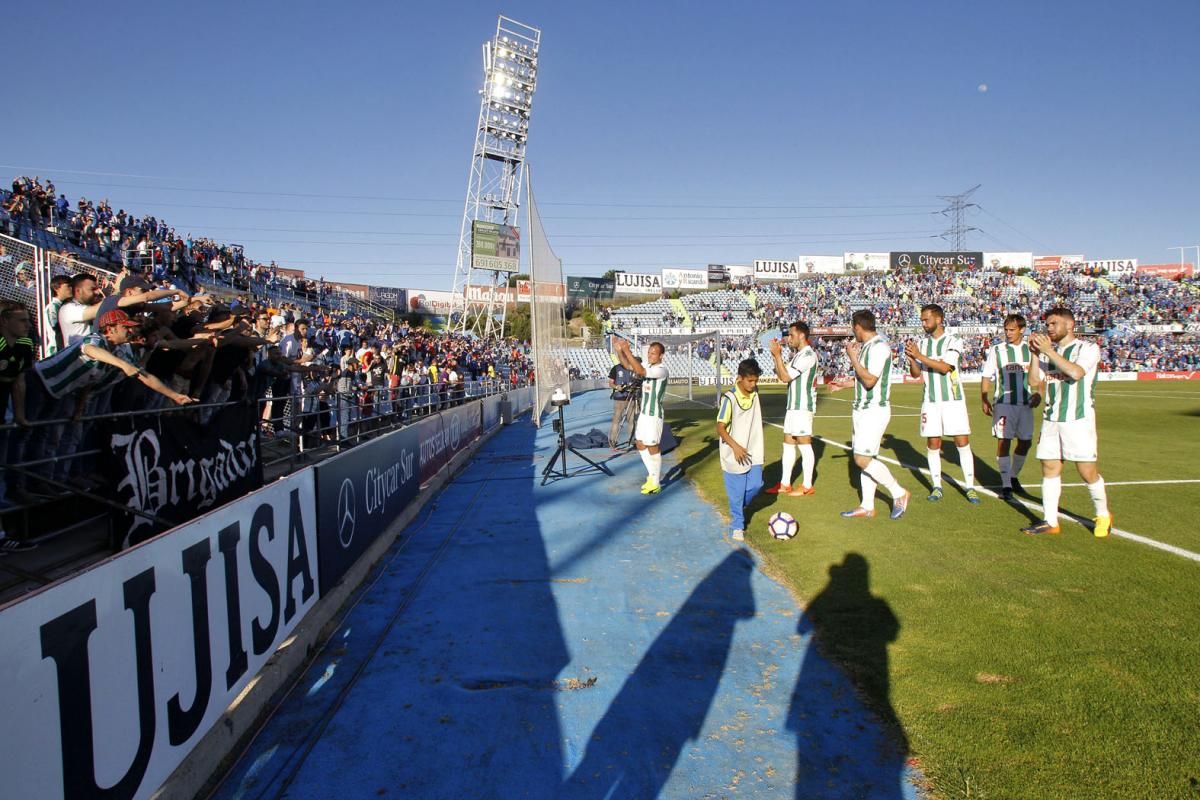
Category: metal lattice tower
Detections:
[
  {"x1": 451, "y1": 16, "x2": 541, "y2": 336},
  {"x1": 938, "y1": 184, "x2": 981, "y2": 251}
]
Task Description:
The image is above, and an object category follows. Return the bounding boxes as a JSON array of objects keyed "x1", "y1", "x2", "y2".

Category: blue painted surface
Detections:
[{"x1": 214, "y1": 392, "x2": 920, "y2": 800}]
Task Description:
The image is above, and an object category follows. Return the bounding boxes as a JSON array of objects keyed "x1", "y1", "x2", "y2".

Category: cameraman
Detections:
[{"x1": 608, "y1": 355, "x2": 639, "y2": 449}]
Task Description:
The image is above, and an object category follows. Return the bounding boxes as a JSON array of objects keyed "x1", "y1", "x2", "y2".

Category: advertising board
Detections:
[
  {"x1": 842, "y1": 252, "x2": 891, "y2": 272},
  {"x1": 614, "y1": 271, "x2": 663, "y2": 295},
  {"x1": 753, "y1": 260, "x2": 800, "y2": 280},
  {"x1": 0, "y1": 471, "x2": 319, "y2": 800},
  {"x1": 890, "y1": 251, "x2": 983, "y2": 270},
  {"x1": 661, "y1": 268, "x2": 709, "y2": 290},
  {"x1": 471, "y1": 221, "x2": 521, "y2": 272}
]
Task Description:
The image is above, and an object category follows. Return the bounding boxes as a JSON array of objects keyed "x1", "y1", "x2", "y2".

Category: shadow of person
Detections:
[
  {"x1": 562, "y1": 549, "x2": 757, "y2": 799},
  {"x1": 882, "y1": 434, "x2": 932, "y2": 493},
  {"x1": 661, "y1": 433, "x2": 719, "y2": 486},
  {"x1": 787, "y1": 553, "x2": 910, "y2": 799}
]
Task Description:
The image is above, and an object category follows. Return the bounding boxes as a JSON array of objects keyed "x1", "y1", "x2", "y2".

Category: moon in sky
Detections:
[{"x1": 978, "y1": 83, "x2": 989, "y2": 93}]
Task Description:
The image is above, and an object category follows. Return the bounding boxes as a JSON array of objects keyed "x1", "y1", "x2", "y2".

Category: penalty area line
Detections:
[{"x1": 764, "y1": 420, "x2": 1200, "y2": 564}]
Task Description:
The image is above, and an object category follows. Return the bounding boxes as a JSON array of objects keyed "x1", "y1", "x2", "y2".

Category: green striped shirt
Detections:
[
  {"x1": 853, "y1": 336, "x2": 892, "y2": 411},
  {"x1": 785, "y1": 346, "x2": 819, "y2": 412},
  {"x1": 982, "y1": 342, "x2": 1032, "y2": 406},
  {"x1": 34, "y1": 334, "x2": 134, "y2": 400},
  {"x1": 919, "y1": 333, "x2": 964, "y2": 403},
  {"x1": 1040, "y1": 340, "x2": 1101, "y2": 422},
  {"x1": 639, "y1": 363, "x2": 669, "y2": 418}
]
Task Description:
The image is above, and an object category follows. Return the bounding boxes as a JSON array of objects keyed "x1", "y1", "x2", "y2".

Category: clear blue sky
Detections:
[{"x1": 5, "y1": 0, "x2": 1198, "y2": 289}]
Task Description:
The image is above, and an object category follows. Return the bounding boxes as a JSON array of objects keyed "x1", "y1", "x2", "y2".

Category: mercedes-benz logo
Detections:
[
  {"x1": 449, "y1": 413, "x2": 462, "y2": 450},
  {"x1": 336, "y1": 478, "x2": 356, "y2": 548},
  {"x1": 898, "y1": 254, "x2": 911, "y2": 267}
]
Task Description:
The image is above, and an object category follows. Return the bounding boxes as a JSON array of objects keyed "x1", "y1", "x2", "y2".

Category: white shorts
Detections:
[
  {"x1": 783, "y1": 409, "x2": 814, "y2": 437},
  {"x1": 852, "y1": 408, "x2": 891, "y2": 457},
  {"x1": 1036, "y1": 417, "x2": 1098, "y2": 463},
  {"x1": 992, "y1": 403, "x2": 1034, "y2": 441},
  {"x1": 920, "y1": 401, "x2": 971, "y2": 438},
  {"x1": 635, "y1": 414, "x2": 664, "y2": 447}
]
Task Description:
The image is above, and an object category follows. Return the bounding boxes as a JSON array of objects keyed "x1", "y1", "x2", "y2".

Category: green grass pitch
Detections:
[{"x1": 665, "y1": 381, "x2": 1200, "y2": 800}]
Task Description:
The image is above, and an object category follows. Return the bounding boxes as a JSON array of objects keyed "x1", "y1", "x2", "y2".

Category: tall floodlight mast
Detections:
[{"x1": 451, "y1": 16, "x2": 541, "y2": 336}]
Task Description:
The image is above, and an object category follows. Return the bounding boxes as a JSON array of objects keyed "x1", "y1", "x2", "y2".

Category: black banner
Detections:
[
  {"x1": 369, "y1": 285, "x2": 407, "y2": 311},
  {"x1": 566, "y1": 276, "x2": 615, "y2": 300},
  {"x1": 106, "y1": 403, "x2": 263, "y2": 548},
  {"x1": 890, "y1": 251, "x2": 983, "y2": 270},
  {"x1": 314, "y1": 425, "x2": 420, "y2": 595}
]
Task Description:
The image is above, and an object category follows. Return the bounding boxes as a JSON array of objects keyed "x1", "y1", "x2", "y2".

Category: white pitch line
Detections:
[
  {"x1": 813, "y1": 414, "x2": 921, "y2": 418},
  {"x1": 1097, "y1": 391, "x2": 1200, "y2": 399},
  {"x1": 1053, "y1": 479, "x2": 1200, "y2": 488},
  {"x1": 763, "y1": 420, "x2": 1200, "y2": 564},
  {"x1": 821, "y1": 395, "x2": 924, "y2": 412}
]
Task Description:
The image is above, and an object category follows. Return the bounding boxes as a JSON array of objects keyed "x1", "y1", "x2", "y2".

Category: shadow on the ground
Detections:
[
  {"x1": 561, "y1": 549, "x2": 757, "y2": 799},
  {"x1": 789, "y1": 552, "x2": 911, "y2": 799}
]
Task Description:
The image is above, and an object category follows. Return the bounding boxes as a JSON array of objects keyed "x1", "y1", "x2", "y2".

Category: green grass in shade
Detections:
[{"x1": 666, "y1": 382, "x2": 1200, "y2": 800}]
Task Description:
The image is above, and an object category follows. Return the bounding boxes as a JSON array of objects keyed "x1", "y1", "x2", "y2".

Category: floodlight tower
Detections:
[{"x1": 451, "y1": 16, "x2": 541, "y2": 336}]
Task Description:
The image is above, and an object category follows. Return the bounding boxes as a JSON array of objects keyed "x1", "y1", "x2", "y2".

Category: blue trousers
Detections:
[{"x1": 723, "y1": 464, "x2": 763, "y2": 531}]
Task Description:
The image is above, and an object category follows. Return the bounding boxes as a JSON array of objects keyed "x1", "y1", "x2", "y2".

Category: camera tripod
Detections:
[{"x1": 541, "y1": 402, "x2": 613, "y2": 485}]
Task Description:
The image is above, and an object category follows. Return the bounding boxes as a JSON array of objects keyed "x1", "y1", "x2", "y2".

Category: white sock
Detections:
[
  {"x1": 997, "y1": 456, "x2": 1012, "y2": 488},
  {"x1": 859, "y1": 472, "x2": 877, "y2": 508},
  {"x1": 863, "y1": 460, "x2": 903, "y2": 498},
  {"x1": 638, "y1": 449, "x2": 653, "y2": 477},
  {"x1": 1042, "y1": 476, "x2": 1062, "y2": 526},
  {"x1": 799, "y1": 444, "x2": 815, "y2": 489},
  {"x1": 1088, "y1": 477, "x2": 1109, "y2": 517},
  {"x1": 957, "y1": 444, "x2": 976, "y2": 489},
  {"x1": 927, "y1": 449, "x2": 942, "y2": 488},
  {"x1": 780, "y1": 444, "x2": 797, "y2": 487},
  {"x1": 1012, "y1": 453, "x2": 1027, "y2": 478},
  {"x1": 649, "y1": 453, "x2": 662, "y2": 484}
]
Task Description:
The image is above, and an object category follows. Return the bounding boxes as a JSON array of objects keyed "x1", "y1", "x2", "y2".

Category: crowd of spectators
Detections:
[
  {"x1": 1, "y1": 259, "x2": 532, "y2": 522},
  {"x1": 2, "y1": 176, "x2": 374, "y2": 319}
]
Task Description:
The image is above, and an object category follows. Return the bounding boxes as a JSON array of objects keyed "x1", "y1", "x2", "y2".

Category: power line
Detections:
[
  {"x1": 60, "y1": 199, "x2": 941, "y2": 222},
  {"x1": 976, "y1": 206, "x2": 1056, "y2": 252}
]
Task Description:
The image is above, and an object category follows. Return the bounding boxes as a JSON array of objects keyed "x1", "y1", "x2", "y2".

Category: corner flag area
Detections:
[{"x1": 212, "y1": 389, "x2": 921, "y2": 799}]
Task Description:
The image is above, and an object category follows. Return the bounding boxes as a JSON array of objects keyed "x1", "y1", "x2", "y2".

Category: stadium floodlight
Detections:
[{"x1": 451, "y1": 16, "x2": 541, "y2": 338}]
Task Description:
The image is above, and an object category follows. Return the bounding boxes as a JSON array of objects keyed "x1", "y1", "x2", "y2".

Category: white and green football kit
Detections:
[
  {"x1": 917, "y1": 332, "x2": 971, "y2": 438},
  {"x1": 981, "y1": 341, "x2": 1035, "y2": 441},
  {"x1": 783, "y1": 345, "x2": 819, "y2": 436},
  {"x1": 1035, "y1": 339, "x2": 1101, "y2": 462},
  {"x1": 634, "y1": 363, "x2": 669, "y2": 446},
  {"x1": 851, "y1": 336, "x2": 892, "y2": 457}
]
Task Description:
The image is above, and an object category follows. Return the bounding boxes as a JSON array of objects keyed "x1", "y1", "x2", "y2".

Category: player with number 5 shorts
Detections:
[
  {"x1": 904, "y1": 304, "x2": 980, "y2": 505},
  {"x1": 980, "y1": 313, "x2": 1040, "y2": 500}
]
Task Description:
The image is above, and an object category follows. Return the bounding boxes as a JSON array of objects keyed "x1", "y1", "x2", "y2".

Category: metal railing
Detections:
[{"x1": 0, "y1": 378, "x2": 519, "y2": 525}]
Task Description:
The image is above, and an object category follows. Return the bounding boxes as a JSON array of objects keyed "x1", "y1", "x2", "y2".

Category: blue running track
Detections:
[{"x1": 212, "y1": 391, "x2": 920, "y2": 800}]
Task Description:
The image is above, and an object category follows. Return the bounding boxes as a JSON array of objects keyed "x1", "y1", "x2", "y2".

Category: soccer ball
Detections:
[{"x1": 768, "y1": 511, "x2": 798, "y2": 540}]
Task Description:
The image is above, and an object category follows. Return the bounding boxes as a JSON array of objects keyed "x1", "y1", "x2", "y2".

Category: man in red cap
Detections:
[{"x1": 12, "y1": 309, "x2": 195, "y2": 497}]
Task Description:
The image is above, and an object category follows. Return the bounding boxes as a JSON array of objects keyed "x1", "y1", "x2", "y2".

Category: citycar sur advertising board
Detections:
[{"x1": 890, "y1": 251, "x2": 983, "y2": 270}]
